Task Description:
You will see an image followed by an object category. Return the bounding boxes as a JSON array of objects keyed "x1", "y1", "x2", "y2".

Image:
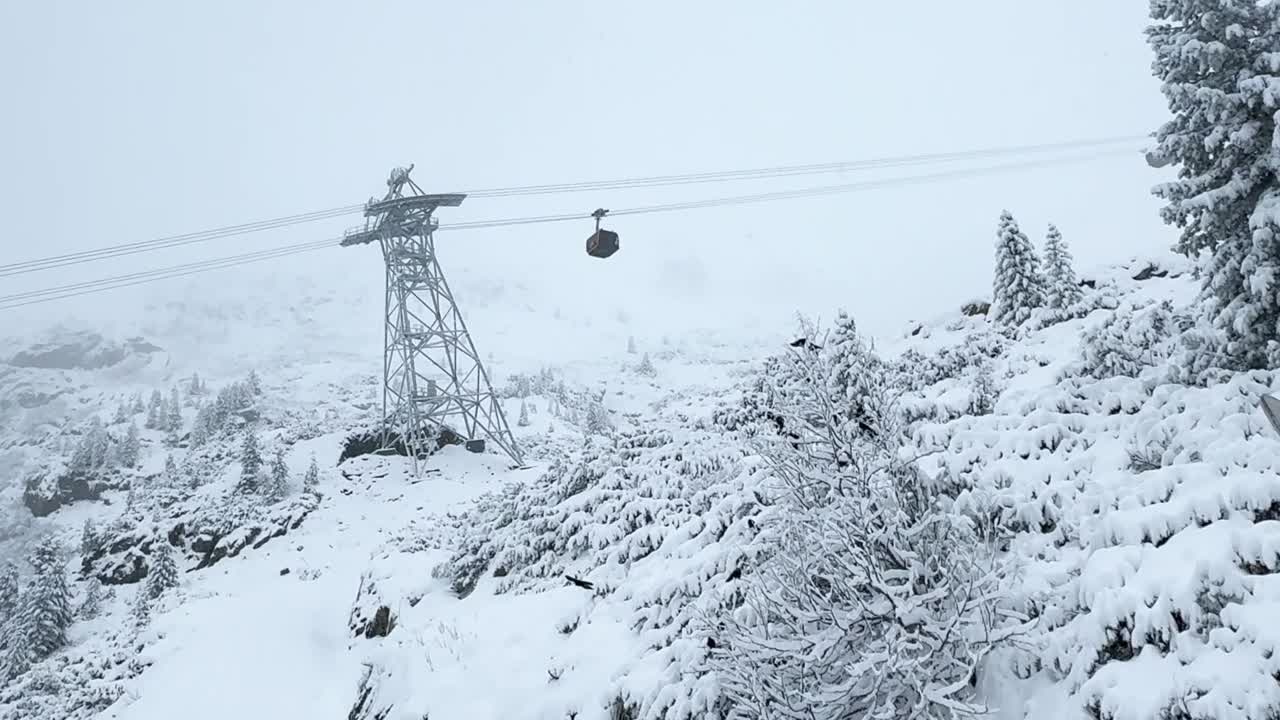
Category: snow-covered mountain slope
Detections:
[{"x1": 2, "y1": 247, "x2": 1279, "y2": 720}]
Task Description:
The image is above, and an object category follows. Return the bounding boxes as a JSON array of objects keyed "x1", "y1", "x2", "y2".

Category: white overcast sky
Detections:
[{"x1": 0, "y1": 1, "x2": 1172, "y2": 353}]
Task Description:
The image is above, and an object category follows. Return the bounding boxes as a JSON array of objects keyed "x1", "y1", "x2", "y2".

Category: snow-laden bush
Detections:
[
  {"x1": 1076, "y1": 300, "x2": 1179, "y2": 380},
  {"x1": 708, "y1": 319, "x2": 1027, "y2": 720}
]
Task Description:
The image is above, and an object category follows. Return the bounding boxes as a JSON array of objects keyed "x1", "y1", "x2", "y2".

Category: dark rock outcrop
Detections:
[{"x1": 23, "y1": 468, "x2": 130, "y2": 518}]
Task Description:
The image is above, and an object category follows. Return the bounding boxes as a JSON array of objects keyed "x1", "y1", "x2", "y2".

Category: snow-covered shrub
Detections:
[
  {"x1": 1076, "y1": 300, "x2": 1177, "y2": 379},
  {"x1": 892, "y1": 331, "x2": 1007, "y2": 392},
  {"x1": 709, "y1": 319, "x2": 1025, "y2": 720}
]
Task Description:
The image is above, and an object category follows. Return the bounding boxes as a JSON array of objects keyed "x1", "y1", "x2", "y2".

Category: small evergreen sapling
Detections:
[
  {"x1": 118, "y1": 422, "x2": 141, "y2": 467},
  {"x1": 80, "y1": 518, "x2": 102, "y2": 559},
  {"x1": 237, "y1": 433, "x2": 263, "y2": 495},
  {"x1": 131, "y1": 586, "x2": 151, "y2": 630},
  {"x1": 626, "y1": 335, "x2": 637, "y2": 354},
  {"x1": 303, "y1": 456, "x2": 321, "y2": 498},
  {"x1": 517, "y1": 399, "x2": 531, "y2": 427},
  {"x1": 636, "y1": 352, "x2": 656, "y2": 377},
  {"x1": 267, "y1": 450, "x2": 290, "y2": 503},
  {"x1": 146, "y1": 540, "x2": 179, "y2": 599},
  {"x1": 79, "y1": 577, "x2": 104, "y2": 620}
]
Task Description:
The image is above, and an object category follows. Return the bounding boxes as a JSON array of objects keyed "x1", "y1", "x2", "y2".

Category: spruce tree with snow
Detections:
[
  {"x1": 0, "y1": 608, "x2": 32, "y2": 681},
  {"x1": 991, "y1": 210, "x2": 1045, "y2": 328},
  {"x1": 79, "y1": 577, "x2": 104, "y2": 620},
  {"x1": 21, "y1": 536, "x2": 73, "y2": 661},
  {"x1": 1147, "y1": 1, "x2": 1280, "y2": 368},
  {"x1": 247, "y1": 369, "x2": 262, "y2": 395},
  {"x1": 112, "y1": 402, "x2": 130, "y2": 425},
  {"x1": 166, "y1": 387, "x2": 183, "y2": 435},
  {"x1": 130, "y1": 392, "x2": 146, "y2": 414},
  {"x1": 1041, "y1": 223, "x2": 1082, "y2": 311},
  {"x1": 969, "y1": 359, "x2": 998, "y2": 415},
  {"x1": 266, "y1": 449, "x2": 290, "y2": 503},
  {"x1": 517, "y1": 399, "x2": 531, "y2": 427},
  {"x1": 79, "y1": 518, "x2": 102, "y2": 559},
  {"x1": 118, "y1": 421, "x2": 141, "y2": 467},
  {"x1": 636, "y1": 352, "x2": 656, "y2": 377},
  {"x1": 130, "y1": 585, "x2": 151, "y2": 630},
  {"x1": 626, "y1": 335, "x2": 637, "y2": 354},
  {"x1": 188, "y1": 371, "x2": 204, "y2": 397},
  {"x1": 145, "y1": 389, "x2": 164, "y2": 430},
  {"x1": 0, "y1": 562, "x2": 18, "y2": 622},
  {"x1": 302, "y1": 455, "x2": 321, "y2": 498},
  {"x1": 237, "y1": 432, "x2": 263, "y2": 495},
  {"x1": 146, "y1": 540, "x2": 179, "y2": 599}
]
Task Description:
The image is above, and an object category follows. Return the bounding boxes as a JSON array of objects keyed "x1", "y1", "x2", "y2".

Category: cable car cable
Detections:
[
  {"x1": 0, "y1": 133, "x2": 1147, "y2": 278},
  {"x1": 0, "y1": 144, "x2": 1141, "y2": 311}
]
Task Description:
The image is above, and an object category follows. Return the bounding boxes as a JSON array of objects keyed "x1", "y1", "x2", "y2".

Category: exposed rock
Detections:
[
  {"x1": 339, "y1": 424, "x2": 463, "y2": 464},
  {"x1": 1132, "y1": 263, "x2": 1170, "y2": 281},
  {"x1": 349, "y1": 573, "x2": 398, "y2": 639},
  {"x1": 22, "y1": 467, "x2": 130, "y2": 518},
  {"x1": 961, "y1": 300, "x2": 991, "y2": 317},
  {"x1": 7, "y1": 331, "x2": 162, "y2": 371}
]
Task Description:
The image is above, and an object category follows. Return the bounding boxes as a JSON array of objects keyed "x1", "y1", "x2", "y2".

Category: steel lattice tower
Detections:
[{"x1": 341, "y1": 165, "x2": 523, "y2": 468}]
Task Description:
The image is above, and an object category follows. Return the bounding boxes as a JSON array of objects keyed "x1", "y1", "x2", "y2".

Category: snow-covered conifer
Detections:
[
  {"x1": 583, "y1": 402, "x2": 609, "y2": 435},
  {"x1": 112, "y1": 402, "x2": 130, "y2": 425},
  {"x1": 130, "y1": 586, "x2": 151, "y2": 630},
  {"x1": 626, "y1": 335, "x2": 637, "y2": 354},
  {"x1": 145, "y1": 390, "x2": 164, "y2": 430},
  {"x1": 0, "y1": 562, "x2": 18, "y2": 623},
  {"x1": 79, "y1": 577, "x2": 104, "y2": 620},
  {"x1": 303, "y1": 456, "x2": 321, "y2": 497},
  {"x1": 237, "y1": 433, "x2": 263, "y2": 495},
  {"x1": 991, "y1": 210, "x2": 1045, "y2": 328},
  {"x1": 636, "y1": 352, "x2": 656, "y2": 377},
  {"x1": 130, "y1": 392, "x2": 146, "y2": 414},
  {"x1": 166, "y1": 387, "x2": 183, "y2": 435},
  {"x1": 189, "y1": 371, "x2": 204, "y2": 397},
  {"x1": 517, "y1": 399, "x2": 531, "y2": 427},
  {"x1": 0, "y1": 608, "x2": 32, "y2": 681},
  {"x1": 146, "y1": 540, "x2": 179, "y2": 599},
  {"x1": 266, "y1": 450, "x2": 290, "y2": 503},
  {"x1": 247, "y1": 369, "x2": 262, "y2": 395},
  {"x1": 21, "y1": 537, "x2": 72, "y2": 660},
  {"x1": 1148, "y1": 1, "x2": 1280, "y2": 368},
  {"x1": 970, "y1": 359, "x2": 998, "y2": 415},
  {"x1": 79, "y1": 518, "x2": 102, "y2": 559},
  {"x1": 1042, "y1": 223, "x2": 1082, "y2": 310},
  {"x1": 118, "y1": 421, "x2": 141, "y2": 467}
]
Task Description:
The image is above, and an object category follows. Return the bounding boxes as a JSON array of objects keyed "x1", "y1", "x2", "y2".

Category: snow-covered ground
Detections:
[{"x1": 3, "y1": 246, "x2": 1280, "y2": 720}]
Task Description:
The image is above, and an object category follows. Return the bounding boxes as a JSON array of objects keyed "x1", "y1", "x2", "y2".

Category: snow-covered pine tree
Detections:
[
  {"x1": 112, "y1": 402, "x2": 130, "y2": 425},
  {"x1": 0, "y1": 604, "x2": 32, "y2": 681},
  {"x1": 302, "y1": 456, "x2": 321, "y2": 498},
  {"x1": 1042, "y1": 223, "x2": 1082, "y2": 311},
  {"x1": 992, "y1": 210, "x2": 1046, "y2": 328},
  {"x1": 79, "y1": 518, "x2": 102, "y2": 559},
  {"x1": 166, "y1": 387, "x2": 183, "y2": 435},
  {"x1": 146, "y1": 540, "x2": 179, "y2": 599},
  {"x1": 626, "y1": 335, "x2": 637, "y2": 354},
  {"x1": 0, "y1": 562, "x2": 18, "y2": 622},
  {"x1": 517, "y1": 399, "x2": 531, "y2": 427},
  {"x1": 237, "y1": 433, "x2": 263, "y2": 495},
  {"x1": 79, "y1": 577, "x2": 104, "y2": 619},
  {"x1": 247, "y1": 369, "x2": 262, "y2": 395},
  {"x1": 189, "y1": 371, "x2": 204, "y2": 397},
  {"x1": 266, "y1": 450, "x2": 289, "y2": 503},
  {"x1": 636, "y1": 352, "x2": 656, "y2": 377},
  {"x1": 145, "y1": 390, "x2": 164, "y2": 430},
  {"x1": 130, "y1": 392, "x2": 146, "y2": 414},
  {"x1": 1147, "y1": 1, "x2": 1280, "y2": 368},
  {"x1": 118, "y1": 421, "x2": 141, "y2": 467},
  {"x1": 21, "y1": 537, "x2": 72, "y2": 661},
  {"x1": 970, "y1": 358, "x2": 999, "y2": 415},
  {"x1": 130, "y1": 586, "x2": 151, "y2": 630}
]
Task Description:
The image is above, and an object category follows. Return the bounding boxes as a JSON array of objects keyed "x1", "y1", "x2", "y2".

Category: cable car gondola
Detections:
[{"x1": 586, "y1": 208, "x2": 619, "y2": 259}]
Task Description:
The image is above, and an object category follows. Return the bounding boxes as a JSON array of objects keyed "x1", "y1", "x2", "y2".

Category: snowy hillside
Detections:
[{"x1": 2, "y1": 233, "x2": 1280, "y2": 720}]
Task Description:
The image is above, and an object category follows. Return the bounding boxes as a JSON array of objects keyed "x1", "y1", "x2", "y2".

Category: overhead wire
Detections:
[
  {"x1": 0, "y1": 143, "x2": 1142, "y2": 312},
  {"x1": 0, "y1": 133, "x2": 1147, "y2": 278}
]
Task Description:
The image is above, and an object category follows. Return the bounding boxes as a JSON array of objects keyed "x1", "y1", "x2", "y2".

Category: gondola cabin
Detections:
[{"x1": 587, "y1": 228, "x2": 620, "y2": 259}]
